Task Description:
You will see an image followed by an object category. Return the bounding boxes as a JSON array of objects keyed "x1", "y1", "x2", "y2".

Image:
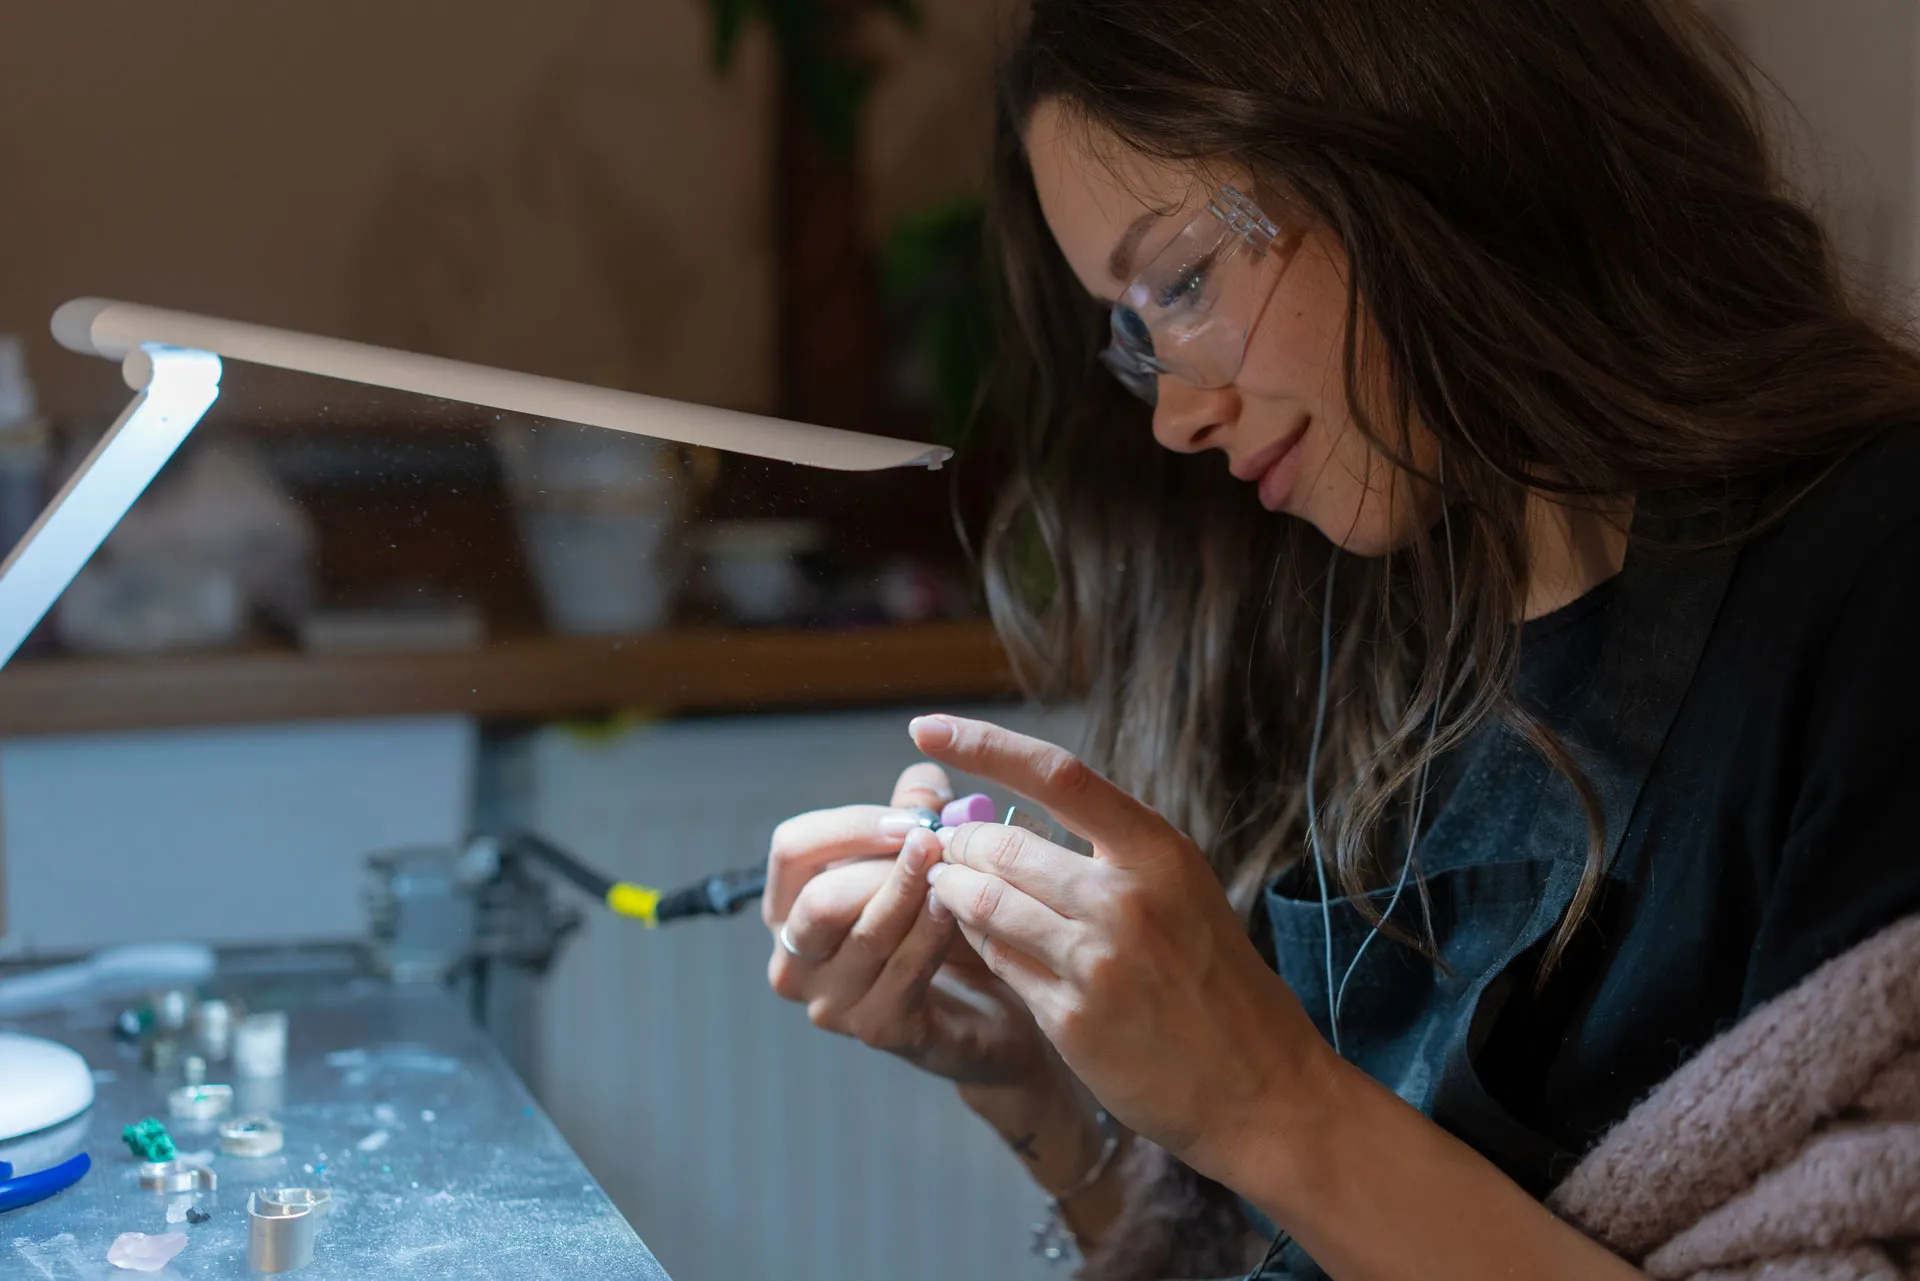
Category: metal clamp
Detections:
[
  {"x1": 248, "y1": 1187, "x2": 330, "y2": 1273},
  {"x1": 219, "y1": 1114, "x2": 285, "y2": 1157},
  {"x1": 137, "y1": 1159, "x2": 217, "y2": 1193},
  {"x1": 168, "y1": 1082, "x2": 233, "y2": 1122}
]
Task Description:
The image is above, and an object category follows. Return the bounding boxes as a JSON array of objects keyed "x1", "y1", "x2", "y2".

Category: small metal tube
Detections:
[
  {"x1": 193, "y1": 998, "x2": 233, "y2": 1061},
  {"x1": 234, "y1": 1011, "x2": 289, "y2": 1078}
]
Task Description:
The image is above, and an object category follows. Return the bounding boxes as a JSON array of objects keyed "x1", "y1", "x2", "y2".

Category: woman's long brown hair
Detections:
[
  {"x1": 982, "y1": 10, "x2": 1920, "y2": 1267},
  {"x1": 983, "y1": 0, "x2": 1920, "y2": 971}
]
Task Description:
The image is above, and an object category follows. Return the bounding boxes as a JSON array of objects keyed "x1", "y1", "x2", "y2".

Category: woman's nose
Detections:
[{"x1": 1151, "y1": 378, "x2": 1237, "y2": 453}]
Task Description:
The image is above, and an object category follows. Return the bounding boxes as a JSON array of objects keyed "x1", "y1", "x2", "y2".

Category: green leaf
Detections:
[
  {"x1": 707, "y1": 0, "x2": 757, "y2": 71},
  {"x1": 1008, "y1": 504, "x2": 1060, "y2": 615},
  {"x1": 881, "y1": 196, "x2": 987, "y2": 297},
  {"x1": 876, "y1": 0, "x2": 921, "y2": 30},
  {"x1": 791, "y1": 49, "x2": 872, "y2": 159},
  {"x1": 700, "y1": 0, "x2": 921, "y2": 160},
  {"x1": 881, "y1": 196, "x2": 993, "y2": 444}
]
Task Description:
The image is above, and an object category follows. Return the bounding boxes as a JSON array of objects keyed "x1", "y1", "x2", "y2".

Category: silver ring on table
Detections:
[{"x1": 779, "y1": 922, "x2": 828, "y2": 961}]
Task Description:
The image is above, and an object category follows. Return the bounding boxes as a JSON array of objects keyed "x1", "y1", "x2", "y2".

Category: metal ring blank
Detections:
[
  {"x1": 168, "y1": 1083, "x2": 233, "y2": 1122},
  {"x1": 137, "y1": 1160, "x2": 217, "y2": 1192},
  {"x1": 220, "y1": 1114, "x2": 285, "y2": 1157}
]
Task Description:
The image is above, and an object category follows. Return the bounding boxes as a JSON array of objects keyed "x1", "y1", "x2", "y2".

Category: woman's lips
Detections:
[{"x1": 1231, "y1": 419, "x2": 1311, "y2": 512}]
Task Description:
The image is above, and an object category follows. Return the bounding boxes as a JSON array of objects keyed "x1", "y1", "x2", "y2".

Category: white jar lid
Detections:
[{"x1": 0, "y1": 1032, "x2": 94, "y2": 1142}]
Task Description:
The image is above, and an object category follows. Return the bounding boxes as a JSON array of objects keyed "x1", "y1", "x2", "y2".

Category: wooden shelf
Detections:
[{"x1": 0, "y1": 620, "x2": 1018, "y2": 737}]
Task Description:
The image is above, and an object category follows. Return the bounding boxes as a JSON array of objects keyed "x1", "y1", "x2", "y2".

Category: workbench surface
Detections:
[{"x1": 2, "y1": 957, "x2": 668, "y2": 1279}]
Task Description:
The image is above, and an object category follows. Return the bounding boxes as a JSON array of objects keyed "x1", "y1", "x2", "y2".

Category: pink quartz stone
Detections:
[{"x1": 107, "y1": 1231, "x2": 188, "y2": 1272}]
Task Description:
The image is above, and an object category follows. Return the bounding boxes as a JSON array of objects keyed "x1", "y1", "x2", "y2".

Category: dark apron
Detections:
[{"x1": 1243, "y1": 504, "x2": 1739, "y2": 1280}]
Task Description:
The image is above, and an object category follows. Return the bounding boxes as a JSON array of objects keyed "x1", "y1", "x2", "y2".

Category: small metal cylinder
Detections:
[
  {"x1": 234, "y1": 1011, "x2": 289, "y2": 1078},
  {"x1": 193, "y1": 998, "x2": 233, "y2": 1061},
  {"x1": 153, "y1": 989, "x2": 192, "y2": 1033}
]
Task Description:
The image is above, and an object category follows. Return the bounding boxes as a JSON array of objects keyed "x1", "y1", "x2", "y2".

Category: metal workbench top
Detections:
[{"x1": 2, "y1": 953, "x2": 668, "y2": 1279}]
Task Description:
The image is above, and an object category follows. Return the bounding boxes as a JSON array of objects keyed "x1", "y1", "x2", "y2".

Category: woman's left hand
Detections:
[{"x1": 910, "y1": 713, "x2": 1340, "y2": 1187}]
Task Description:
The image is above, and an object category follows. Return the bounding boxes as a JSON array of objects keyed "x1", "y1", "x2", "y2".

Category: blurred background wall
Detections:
[
  {"x1": 1711, "y1": 0, "x2": 1919, "y2": 296},
  {"x1": 0, "y1": 0, "x2": 1001, "y2": 421},
  {"x1": 0, "y1": 2, "x2": 1909, "y2": 420},
  {"x1": 0, "y1": 2, "x2": 782, "y2": 419}
]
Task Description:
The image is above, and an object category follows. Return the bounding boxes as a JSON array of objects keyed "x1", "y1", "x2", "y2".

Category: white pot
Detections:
[{"x1": 518, "y1": 504, "x2": 683, "y2": 635}]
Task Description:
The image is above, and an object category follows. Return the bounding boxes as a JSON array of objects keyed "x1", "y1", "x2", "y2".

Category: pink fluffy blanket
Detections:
[{"x1": 1548, "y1": 915, "x2": 1920, "y2": 1280}]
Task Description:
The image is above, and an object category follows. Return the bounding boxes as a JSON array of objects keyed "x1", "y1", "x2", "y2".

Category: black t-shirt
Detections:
[{"x1": 1472, "y1": 427, "x2": 1920, "y2": 1167}]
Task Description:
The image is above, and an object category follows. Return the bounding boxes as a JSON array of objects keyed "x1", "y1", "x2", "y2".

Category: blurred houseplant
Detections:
[
  {"x1": 880, "y1": 194, "x2": 992, "y2": 445},
  {"x1": 705, "y1": 0, "x2": 920, "y2": 160},
  {"x1": 702, "y1": 0, "x2": 990, "y2": 448},
  {"x1": 699, "y1": 0, "x2": 997, "y2": 634}
]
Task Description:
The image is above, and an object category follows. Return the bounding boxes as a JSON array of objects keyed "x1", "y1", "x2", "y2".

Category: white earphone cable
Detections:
[
  {"x1": 1322, "y1": 453, "x2": 1458, "y2": 1053},
  {"x1": 1306, "y1": 554, "x2": 1342, "y2": 1055}
]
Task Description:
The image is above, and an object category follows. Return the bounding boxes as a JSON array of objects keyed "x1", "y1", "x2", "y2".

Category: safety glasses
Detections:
[{"x1": 1098, "y1": 184, "x2": 1282, "y2": 406}]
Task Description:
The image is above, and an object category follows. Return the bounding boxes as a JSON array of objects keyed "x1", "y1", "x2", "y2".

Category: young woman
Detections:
[{"x1": 760, "y1": 2, "x2": 1920, "y2": 1276}]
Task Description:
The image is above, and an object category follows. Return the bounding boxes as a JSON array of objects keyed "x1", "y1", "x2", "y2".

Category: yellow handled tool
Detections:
[{"x1": 508, "y1": 832, "x2": 764, "y2": 926}]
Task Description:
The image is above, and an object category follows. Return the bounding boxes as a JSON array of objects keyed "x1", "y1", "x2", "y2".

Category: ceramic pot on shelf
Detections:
[{"x1": 491, "y1": 423, "x2": 718, "y2": 636}]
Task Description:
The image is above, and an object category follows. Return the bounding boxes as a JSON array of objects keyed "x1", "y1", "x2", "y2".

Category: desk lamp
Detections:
[
  {"x1": 0, "y1": 298, "x2": 951, "y2": 1190},
  {"x1": 0, "y1": 297, "x2": 952, "y2": 671}
]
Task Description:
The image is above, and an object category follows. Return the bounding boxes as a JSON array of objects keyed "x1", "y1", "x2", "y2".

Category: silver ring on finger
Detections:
[{"x1": 779, "y1": 922, "x2": 829, "y2": 962}]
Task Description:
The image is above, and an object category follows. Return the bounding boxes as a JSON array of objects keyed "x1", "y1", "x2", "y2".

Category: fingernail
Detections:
[
  {"x1": 898, "y1": 834, "x2": 928, "y2": 876},
  {"x1": 910, "y1": 716, "x2": 955, "y2": 749},
  {"x1": 928, "y1": 888, "x2": 951, "y2": 921},
  {"x1": 926, "y1": 863, "x2": 947, "y2": 886},
  {"x1": 935, "y1": 826, "x2": 956, "y2": 850},
  {"x1": 878, "y1": 812, "x2": 919, "y2": 838}
]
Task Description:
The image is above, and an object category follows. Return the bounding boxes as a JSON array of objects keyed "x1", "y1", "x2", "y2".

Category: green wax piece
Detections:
[{"x1": 121, "y1": 1117, "x2": 178, "y2": 1162}]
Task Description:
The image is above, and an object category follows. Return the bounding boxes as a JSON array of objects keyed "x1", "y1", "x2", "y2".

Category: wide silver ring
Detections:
[
  {"x1": 220, "y1": 1113, "x2": 285, "y2": 1157},
  {"x1": 778, "y1": 923, "x2": 826, "y2": 961},
  {"x1": 168, "y1": 1082, "x2": 234, "y2": 1122},
  {"x1": 138, "y1": 1159, "x2": 217, "y2": 1192}
]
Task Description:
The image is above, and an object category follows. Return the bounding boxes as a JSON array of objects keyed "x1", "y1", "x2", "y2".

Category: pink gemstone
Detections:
[{"x1": 939, "y1": 793, "x2": 997, "y2": 828}]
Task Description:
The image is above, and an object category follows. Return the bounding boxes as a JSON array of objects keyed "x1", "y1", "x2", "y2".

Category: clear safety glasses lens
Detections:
[
  {"x1": 1100, "y1": 185, "x2": 1278, "y2": 406},
  {"x1": 1100, "y1": 312, "x2": 1162, "y2": 405}
]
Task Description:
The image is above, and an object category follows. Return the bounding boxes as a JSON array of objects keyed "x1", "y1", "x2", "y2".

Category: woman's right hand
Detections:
[
  {"x1": 764, "y1": 761, "x2": 1132, "y2": 1250},
  {"x1": 762, "y1": 763, "x2": 1050, "y2": 1088}
]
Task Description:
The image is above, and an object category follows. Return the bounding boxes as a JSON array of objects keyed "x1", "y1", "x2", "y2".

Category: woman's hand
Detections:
[
  {"x1": 910, "y1": 713, "x2": 1339, "y2": 1189},
  {"x1": 764, "y1": 762, "x2": 1134, "y2": 1245},
  {"x1": 761, "y1": 763, "x2": 1052, "y2": 1088},
  {"x1": 910, "y1": 716, "x2": 1648, "y2": 1281}
]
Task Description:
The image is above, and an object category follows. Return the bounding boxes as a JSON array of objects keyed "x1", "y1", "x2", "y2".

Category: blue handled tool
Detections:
[{"x1": 0, "y1": 1152, "x2": 91, "y2": 1214}]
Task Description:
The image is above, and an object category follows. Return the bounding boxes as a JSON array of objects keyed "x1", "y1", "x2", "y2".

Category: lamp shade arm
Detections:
[
  {"x1": 51, "y1": 299, "x2": 951, "y2": 473},
  {"x1": 0, "y1": 347, "x2": 221, "y2": 669}
]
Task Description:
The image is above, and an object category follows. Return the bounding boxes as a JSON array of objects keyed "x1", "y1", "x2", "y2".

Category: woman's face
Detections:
[{"x1": 1026, "y1": 100, "x2": 1433, "y2": 555}]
